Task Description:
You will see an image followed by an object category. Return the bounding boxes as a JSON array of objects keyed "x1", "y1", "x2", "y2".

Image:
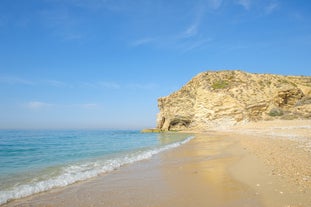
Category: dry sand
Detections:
[{"x1": 3, "y1": 120, "x2": 311, "y2": 207}]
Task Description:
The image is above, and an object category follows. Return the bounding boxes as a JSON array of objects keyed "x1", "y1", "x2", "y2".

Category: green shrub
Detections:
[
  {"x1": 212, "y1": 80, "x2": 229, "y2": 89},
  {"x1": 268, "y1": 108, "x2": 284, "y2": 116}
]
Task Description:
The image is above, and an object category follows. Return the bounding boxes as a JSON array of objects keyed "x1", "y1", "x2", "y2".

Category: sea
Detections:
[{"x1": 0, "y1": 130, "x2": 193, "y2": 205}]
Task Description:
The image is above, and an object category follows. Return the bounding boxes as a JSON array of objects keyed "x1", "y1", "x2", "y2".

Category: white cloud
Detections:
[{"x1": 26, "y1": 101, "x2": 52, "y2": 109}]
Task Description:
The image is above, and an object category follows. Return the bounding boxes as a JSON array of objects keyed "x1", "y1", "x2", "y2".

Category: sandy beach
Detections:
[{"x1": 3, "y1": 120, "x2": 311, "y2": 207}]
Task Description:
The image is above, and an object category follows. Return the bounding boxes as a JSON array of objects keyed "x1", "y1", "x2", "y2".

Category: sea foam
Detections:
[{"x1": 0, "y1": 136, "x2": 194, "y2": 205}]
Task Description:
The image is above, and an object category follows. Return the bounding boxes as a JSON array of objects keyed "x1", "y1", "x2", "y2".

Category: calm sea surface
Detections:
[{"x1": 0, "y1": 130, "x2": 193, "y2": 205}]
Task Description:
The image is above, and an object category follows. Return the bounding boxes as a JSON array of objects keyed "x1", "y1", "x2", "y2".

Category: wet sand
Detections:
[{"x1": 3, "y1": 120, "x2": 311, "y2": 207}]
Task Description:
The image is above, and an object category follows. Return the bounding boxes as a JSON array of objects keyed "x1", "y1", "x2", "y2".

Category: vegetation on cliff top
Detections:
[{"x1": 211, "y1": 80, "x2": 229, "y2": 89}]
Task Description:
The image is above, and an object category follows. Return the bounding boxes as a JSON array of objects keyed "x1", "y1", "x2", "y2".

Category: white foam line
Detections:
[{"x1": 0, "y1": 136, "x2": 194, "y2": 205}]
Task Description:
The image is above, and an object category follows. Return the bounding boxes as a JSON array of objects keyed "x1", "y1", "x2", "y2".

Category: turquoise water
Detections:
[{"x1": 0, "y1": 130, "x2": 193, "y2": 205}]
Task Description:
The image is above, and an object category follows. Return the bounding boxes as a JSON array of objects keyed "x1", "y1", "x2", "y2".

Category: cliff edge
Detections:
[{"x1": 157, "y1": 70, "x2": 311, "y2": 131}]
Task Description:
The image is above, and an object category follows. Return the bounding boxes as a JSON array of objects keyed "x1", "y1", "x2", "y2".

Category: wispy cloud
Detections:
[
  {"x1": 25, "y1": 101, "x2": 101, "y2": 110},
  {"x1": 127, "y1": 83, "x2": 158, "y2": 90},
  {"x1": 82, "y1": 81, "x2": 121, "y2": 89},
  {"x1": 0, "y1": 75, "x2": 75, "y2": 88},
  {"x1": 207, "y1": 0, "x2": 223, "y2": 10},
  {"x1": 182, "y1": 14, "x2": 202, "y2": 38},
  {"x1": 235, "y1": 0, "x2": 280, "y2": 14},
  {"x1": 132, "y1": 35, "x2": 212, "y2": 52},
  {"x1": 236, "y1": 0, "x2": 251, "y2": 10},
  {"x1": 78, "y1": 103, "x2": 100, "y2": 109},
  {"x1": 131, "y1": 37, "x2": 156, "y2": 47},
  {"x1": 0, "y1": 75, "x2": 154, "y2": 90},
  {"x1": 40, "y1": 1, "x2": 122, "y2": 41},
  {"x1": 82, "y1": 81, "x2": 160, "y2": 90},
  {"x1": 265, "y1": 2, "x2": 279, "y2": 14},
  {"x1": 0, "y1": 75, "x2": 34, "y2": 85},
  {"x1": 98, "y1": 81, "x2": 121, "y2": 89},
  {"x1": 178, "y1": 26, "x2": 212, "y2": 52},
  {"x1": 129, "y1": 0, "x2": 213, "y2": 52},
  {"x1": 181, "y1": 1, "x2": 209, "y2": 39},
  {"x1": 44, "y1": 80, "x2": 72, "y2": 88},
  {"x1": 178, "y1": 38, "x2": 213, "y2": 53},
  {"x1": 26, "y1": 101, "x2": 53, "y2": 109},
  {"x1": 183, "y1": 24, "x2": 199, "y2": 38}
]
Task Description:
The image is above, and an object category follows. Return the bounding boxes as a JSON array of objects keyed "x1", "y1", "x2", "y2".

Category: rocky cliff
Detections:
[{"x1": 157, "y1": 70, "x2": 311, "y2": 131}]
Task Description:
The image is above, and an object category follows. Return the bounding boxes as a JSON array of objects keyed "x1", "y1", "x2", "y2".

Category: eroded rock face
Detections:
[{"x1": 157, "y1": 70, "x2": 311, "y2": 131}]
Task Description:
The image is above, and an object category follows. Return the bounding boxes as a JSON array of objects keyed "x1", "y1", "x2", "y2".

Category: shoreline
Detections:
[{"x1": 2, "y1": 120, "x2": 311, "y2": 207}]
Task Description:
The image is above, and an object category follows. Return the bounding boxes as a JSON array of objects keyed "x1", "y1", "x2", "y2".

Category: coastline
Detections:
[{"x1": 2, "y1": 120, "x2": 311, "y2": 207}]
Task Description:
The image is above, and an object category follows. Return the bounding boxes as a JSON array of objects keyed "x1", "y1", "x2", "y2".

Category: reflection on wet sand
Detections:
[{"x1": 157, "y1": 134, "x2": 262, "y2": 207}]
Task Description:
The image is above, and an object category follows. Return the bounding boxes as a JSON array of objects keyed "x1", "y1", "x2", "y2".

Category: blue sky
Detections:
[{"x1": 0, "y1": 0, "x2": 310, "y2": 129}]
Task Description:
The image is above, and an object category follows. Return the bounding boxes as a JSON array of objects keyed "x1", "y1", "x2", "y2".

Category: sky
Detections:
[{"x1": 0, "y1": 0, "x2": 310, "y2": 129}]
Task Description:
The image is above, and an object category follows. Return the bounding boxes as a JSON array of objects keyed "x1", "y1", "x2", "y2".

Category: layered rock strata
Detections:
[{"x1": 157, "y1": 70, "x2": 311, "y2": 131}]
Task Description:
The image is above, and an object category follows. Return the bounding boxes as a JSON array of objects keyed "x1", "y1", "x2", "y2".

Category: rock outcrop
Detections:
[{"x1": 157, "y1": 70, "x2": 311, "y2": 131}]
